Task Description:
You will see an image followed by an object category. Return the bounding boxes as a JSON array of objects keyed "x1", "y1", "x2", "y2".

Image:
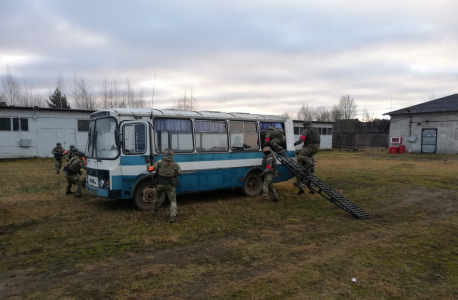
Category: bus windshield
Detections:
[{"x1": 86, "y1": 117, "x2": 119, "y2": 159}]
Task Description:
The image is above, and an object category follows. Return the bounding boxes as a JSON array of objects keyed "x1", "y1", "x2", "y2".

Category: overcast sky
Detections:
[{"x1": 1, "y1": 0, "x2": 457, "y2": 118}]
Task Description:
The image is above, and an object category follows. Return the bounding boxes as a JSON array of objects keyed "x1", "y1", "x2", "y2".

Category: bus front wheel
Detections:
[
  {"x1": 243, "y1": 172, "x2": 263, "y2": 197},
  {"x1": 134, "y1": 181, "x2": 157, "y2": 211}
]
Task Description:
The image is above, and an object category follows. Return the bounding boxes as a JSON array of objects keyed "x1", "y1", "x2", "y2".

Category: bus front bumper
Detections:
[{"x1": 86, "y1": 184, "x2": 122, "y2": 199}]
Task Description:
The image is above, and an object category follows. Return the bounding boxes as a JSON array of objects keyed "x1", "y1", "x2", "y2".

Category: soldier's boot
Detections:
[
  {"x1": 276, "y1": 147, "x2": 285, "y2": 154},
  {"x1": 75, "y1": 194, "x2": 82, "y2": 198},
  {"x1": 297, "y1": 189, "x2": 305, "y2": 195},
  {"x1": 272, "y1": 196, "x2": 279, "y2": 202},
  {"x1": 66, "y1": 190, "x2": 74, "y2": 195},
  {"x1": 170, "y1": 216, "x2": 178, "y2": 223},
  {"x1": 261, "y1": 196, "x2": 268, "y2": 202},
  {"x1": 152, "y1": 209, "x2": 158, "y2": 216}
]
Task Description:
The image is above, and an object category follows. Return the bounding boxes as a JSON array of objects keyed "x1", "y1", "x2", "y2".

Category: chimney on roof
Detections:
[{"x1": 0, "y1": 102, "x2": 6, "y2": 107}]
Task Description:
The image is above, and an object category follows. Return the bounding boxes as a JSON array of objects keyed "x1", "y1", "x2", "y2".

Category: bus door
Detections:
[{"x1": 120, "y1": 120, "x2": 152, "y2": 195}]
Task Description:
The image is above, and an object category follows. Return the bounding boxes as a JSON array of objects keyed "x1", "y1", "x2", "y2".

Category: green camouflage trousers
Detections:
[
  {"x1": 262, "y1": 173, "x2": 278, "y2": 200},
  {"x1": 155, "y1": 184, "x2": 177, "y2": 217},
  {"x1": 296, "y1": 146, "x2": 318, "y2": 191},
  {"x1": 65, "y1": 173, "x2": 82, "y2": 196},
  {"x1": 54, "y1": 159, "x2": 63, "y2": 173},
  {"x1": 297, "y1": 144, "x2": 319, "y2": 171},
  {"x1": 265, "y1": 136, "x2": 286, "y2": 152}
]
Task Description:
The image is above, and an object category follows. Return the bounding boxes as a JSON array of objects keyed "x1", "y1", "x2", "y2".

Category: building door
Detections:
[{"x1": 421, "y1": 129, "x2": 437, "y2": 153}]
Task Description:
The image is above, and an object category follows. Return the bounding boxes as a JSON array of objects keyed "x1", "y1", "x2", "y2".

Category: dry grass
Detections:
[{"x1": 1, "y1": 152, "x2": 458, "y2": 300}]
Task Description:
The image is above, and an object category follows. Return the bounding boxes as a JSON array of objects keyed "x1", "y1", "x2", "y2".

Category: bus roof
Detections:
[{"x1": 95, "y1": 108, "x2": 287, "y2": 121}]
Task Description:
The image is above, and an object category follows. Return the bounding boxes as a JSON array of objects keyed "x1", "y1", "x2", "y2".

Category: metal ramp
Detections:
[{"x1": 276, "y1": 152, "x2": 371, "y2": 219}]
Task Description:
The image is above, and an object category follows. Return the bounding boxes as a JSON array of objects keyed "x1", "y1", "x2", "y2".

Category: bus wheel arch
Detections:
[
  {"x1": 243, "y1": 168, "x2": 263, "y2": 197},
  {"x1": 133, "y1": 177, "x2": 157, "y2": 211}
]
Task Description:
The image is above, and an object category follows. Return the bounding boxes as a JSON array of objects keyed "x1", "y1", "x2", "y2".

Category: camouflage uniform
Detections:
[
  {"x1": 264, "y1": 127, "x2": 286, "y2": 152},
  {"x1": 147, "y1": 149, "x2": 182, "y2": 223},
  {"x1": 51, "y1": 143, "x2": 66, "y2": 174},
  {"x1": 64, "y1": 152, "x2": 86, "y2": 198},
  {"x1": 65, "y1": 146, "x2": 77, "y2": 161},
  {"x1": 260, "y1": 147, "x2": 279, "y2": 202},
  {"x1": 294, "y1": 121, "x2": 320, "y2": 193}
]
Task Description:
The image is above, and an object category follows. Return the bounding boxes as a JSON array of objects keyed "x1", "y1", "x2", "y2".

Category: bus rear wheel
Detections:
[
  {"x1": 134, "y1": 181, "x2": 156, "y2": 211},
  {"x1": 243, "y1": 172, "x2": 262, "y2": 197}
]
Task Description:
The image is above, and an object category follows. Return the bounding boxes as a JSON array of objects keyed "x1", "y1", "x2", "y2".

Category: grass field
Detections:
[{"x1": 1, "y1": 151, "x2": 458, "y2": 300}]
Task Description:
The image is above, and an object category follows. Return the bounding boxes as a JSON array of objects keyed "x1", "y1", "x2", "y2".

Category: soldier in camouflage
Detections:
[
  {"x1": 51, "y1": 142, "x2": 66, "y2": 174},
  {"x1": 294, "y1": 121, "x2": 320, "y2": 194},
  {"x1": 65, "y1": 145, "x2": 76, "y2": 161},
  {"x1": 260, "y1": 146, "x2": 279, "y2": 202},
  {"x1": 64, "y1": 151, "x2": 87, "y2": 198},
  {"x1": 147, "y1": 149, "x2": 182, "y2": 223},
  {"x1": 263, "y1": 127, "x2": 286, "y2": 153}
]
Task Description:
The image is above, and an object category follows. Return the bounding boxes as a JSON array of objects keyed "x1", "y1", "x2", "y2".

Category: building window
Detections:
[
  {"x1": 294, "y1": 126, "x2": 304, "y2": 135},
  {"x1": 195, "y1": 120, "x2": 228, "y2": 152},
  {"x1": 0, "y1": 118, "x2": 11, "y2": 131},
  {"x1": 21, "y1": 119, "x2": 28, "y2": 131},
  {"x1": 78, "y1": 120, "x2": 90, "y2": 132},
  {"x1": 13, "y1": 118, "x2": 19, "y2": 131},
  {"x1": 12, "y1": 118, "x2": 29, "y2": 131},
  {"x1": 154, "y1": 118, "x2": 193, "y2": 153},
  {"x1": 327, "y1": 128, "x2": 332, "y2": 135},
  {"x1": 230, "y1": 121, "x2": 258, "y2": 151}
]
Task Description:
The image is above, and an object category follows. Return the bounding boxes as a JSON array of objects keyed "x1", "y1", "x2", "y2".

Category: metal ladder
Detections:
[{"x1": 276, "y1": 152, "x2": 371, "y2": 219}]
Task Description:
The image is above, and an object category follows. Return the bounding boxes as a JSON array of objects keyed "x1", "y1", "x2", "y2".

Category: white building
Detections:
[
  {"x1": 292, "y1": 120, "x2": 333, "y2": 150},
  {"x1": 0, "y1": 105, "x2": 93, "y2": 158},
  {"x1": 384, "y1": 94, "x2": 458, "y2": 154}
]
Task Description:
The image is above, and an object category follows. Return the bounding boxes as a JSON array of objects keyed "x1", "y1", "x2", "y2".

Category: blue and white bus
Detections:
[{"x1": 84, "y1": 108, "x2": 296, "y2": 210}]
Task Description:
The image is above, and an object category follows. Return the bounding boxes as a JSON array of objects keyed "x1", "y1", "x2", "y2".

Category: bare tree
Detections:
[
  {"x1": 1, "y1": 65, "x2": 21, "y2": 105},
  {"x1": 330, "y1": 104, "x2": 342, "y2": 121},
  {"x1": 134, "y1": 88, "x2": 146, "y2": 108},
  {"x1": 277, "y1": 112, "x2": 292, "y2": 119},
  {"x1": 296, "y1": 103, "x2": 315, "y2": 121},
  {"x1": 20, "y1": 78, "x2": 41, "y2": 107},
  {"x1": 172, "y1": 88, "x2": 198, "y2": 111},
  {"x1": 361, "y1": 107, "x2": 374, "y2": 122},
  {"x1": 72, "y1": 75, "x2": 97, "y2": 110},
  {"x1": 100, "y1": 78, "x2": 110, "y2": 109},
  {"x1": 315, "y1": 106, "x2": 332, "y2": 122},
  {"x1": 337, "y1": 95, "x2": 358, "y2": 119}
]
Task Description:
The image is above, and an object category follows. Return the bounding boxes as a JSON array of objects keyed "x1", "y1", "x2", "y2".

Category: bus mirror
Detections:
[{"x1": 115, "y1": 128, "x2": 121, "y2": 147}]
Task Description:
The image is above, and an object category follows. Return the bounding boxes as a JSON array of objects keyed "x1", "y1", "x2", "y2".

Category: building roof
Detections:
[
  {"x1": 384, "y1": 94, "x2": 458, "y2": 116},
  {"x1": 0, "y1": 105, "x2": 96, "y2": 113},
  {"x1": 292, "y1": 120, "x2": 335, "y2": 124}
]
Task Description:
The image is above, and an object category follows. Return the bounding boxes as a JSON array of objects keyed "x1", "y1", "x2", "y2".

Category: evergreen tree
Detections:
[{"x1": 47, "y1": 87, "x2": 70, "y2": 109}]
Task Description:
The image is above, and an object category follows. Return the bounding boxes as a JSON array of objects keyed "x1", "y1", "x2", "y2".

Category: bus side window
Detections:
[
  {"x1": 230, "y1": 121, "x2": 258, "y2": 151},
  {"x1": 153, "y1": 118, "x2": 193, "y2": 153},
  {"x1": 195, "y1": 120, "x2": 228, "y2": 152}
]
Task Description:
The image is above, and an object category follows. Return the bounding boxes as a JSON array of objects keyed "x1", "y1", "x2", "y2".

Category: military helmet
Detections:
[
  {"x1": 76, "y1": 151, "x2": 85, "y2": 157},
  {"x1": 260, "y1": 129, "x2": 266, "y2": 135},
  {"x1": 163, "y1": 149, "x2": 174, "y2": 157},
  {"x1": 69, "y1": 144, "x2": 75, "y2": 148},
  {"x1": 72, "y1": 147, "x2": 78, "y2": 152},
  {"x1": 263, "y1": 146, "x2": 272, "y2": 154},
  {"x1": 56, "y1": 142, "x2": 61, "y2": 146},
  {"x1": 303, "y1": 121, "x2": 313, "y2": 127}
]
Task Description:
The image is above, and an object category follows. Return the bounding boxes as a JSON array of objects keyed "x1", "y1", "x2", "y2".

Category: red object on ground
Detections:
[
  {"x1": 389, "y1": 147, "x2": 399, "y2": 153},
  {"x1": 399, "y1": 145, "x2": 405, "y2": 153}
]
